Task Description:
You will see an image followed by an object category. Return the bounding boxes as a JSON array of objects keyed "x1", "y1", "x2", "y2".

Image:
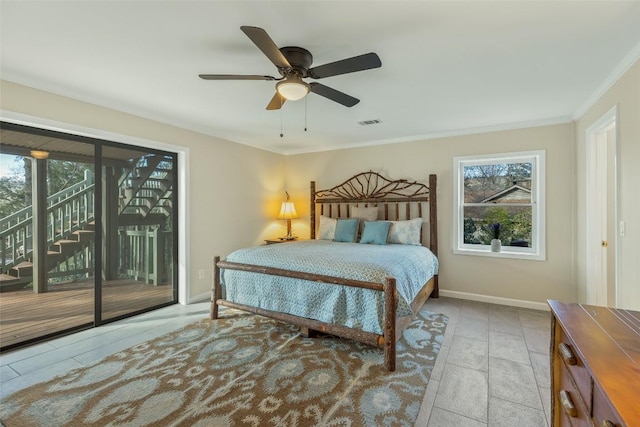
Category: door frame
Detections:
[{"x1": 585, "y1": 105, "x2": 618, "y2": 307}]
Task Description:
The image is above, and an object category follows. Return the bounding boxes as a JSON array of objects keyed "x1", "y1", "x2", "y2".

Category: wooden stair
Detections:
[
  {"x1": 0, "y1": 155, "x2": 173, "y2": 294},
  {"x1": 0, "y1": 273, "x2": 20, "y2": 284},
  {"x1": 0, "y1": 273, "x2": 28, "y2": 292},
  {"x1": 9, "y1": 261, "x2": 33, "y2": 278},
  {"x1": 119, "y1": 154, "x2": 173, "y2": 218},
  {"x1": 4, "y1": 225, "x2": 95, "y2": 285}
]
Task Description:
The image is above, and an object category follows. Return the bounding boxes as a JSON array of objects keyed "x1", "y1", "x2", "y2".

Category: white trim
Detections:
[
  {"x1": 573, "y1": 41, "x2": 640, "y2": 120},
  {"x1": 439, "y1": 290, "x2": 549, "y2": 311},
  {"x1": 452, "y1": 150, "x2": 546, "y2": 261},
  {"x1": 0, "y1": 110, "x2": 190, "y2": 305},
  {"x1": 178, "y1": 150, "x2": 191, "y2": 305},
  {"x1": 585, "y1": 106, "x2": 619, "y2": 307},
  {"x1": 453, "y1": 247, "x2": 543, "y2": 261}
]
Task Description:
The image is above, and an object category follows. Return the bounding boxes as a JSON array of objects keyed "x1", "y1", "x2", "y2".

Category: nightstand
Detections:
[{"x1": 264, "y1": 237, "x2": 298, "y2": 245}]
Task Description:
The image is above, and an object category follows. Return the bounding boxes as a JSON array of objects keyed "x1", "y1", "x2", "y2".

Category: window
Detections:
[{"x1": 453, "y1": 150, "x2": 545, "y2": 260}]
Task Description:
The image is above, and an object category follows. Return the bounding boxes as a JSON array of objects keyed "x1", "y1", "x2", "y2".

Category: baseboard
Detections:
[
  {"x1": 189, "y1": 291, "x2": 210, "y2": 304},
  {"x1": 191, "y1": 289, "x2": 548, "y2": 310},
  {"x1": 439, "y1": 290, "x2": 549, "y2": 311}
]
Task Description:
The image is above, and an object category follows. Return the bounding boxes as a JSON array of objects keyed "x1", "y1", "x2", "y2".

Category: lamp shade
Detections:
[
  {"x1": 30, "y1": 150, "x2": 49, "y2": 160},
  {"x1": 277, "y1": 201, "x2": 299, "y2": 220}
]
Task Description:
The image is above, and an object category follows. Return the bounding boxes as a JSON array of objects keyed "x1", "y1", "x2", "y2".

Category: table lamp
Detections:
[{"x1": 277, "y1": 191, "x2": 299, "y2": 239}]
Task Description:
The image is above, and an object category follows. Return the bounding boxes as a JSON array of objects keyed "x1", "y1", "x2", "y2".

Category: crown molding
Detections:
[
  {"x1": 572, "y1": 40, "x2": 640, "y2": 120},
  {"x1": 282, "y1": 116, "x2": 573, "y2": 155}
]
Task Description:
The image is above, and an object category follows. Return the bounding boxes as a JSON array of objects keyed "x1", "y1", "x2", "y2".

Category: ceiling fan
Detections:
[{"x1": 199, "y1": 26, "x2": 382, "y2": 110}]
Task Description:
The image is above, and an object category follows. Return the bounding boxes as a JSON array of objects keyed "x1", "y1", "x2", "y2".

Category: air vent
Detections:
[{"x1": 358, "y1": 119, "x2": 382, "y2": 126}]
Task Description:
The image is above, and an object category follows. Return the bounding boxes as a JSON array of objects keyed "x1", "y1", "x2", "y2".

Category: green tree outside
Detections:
[{"x1": 0, "y1": 154, "x2": 91, "y2": 220}]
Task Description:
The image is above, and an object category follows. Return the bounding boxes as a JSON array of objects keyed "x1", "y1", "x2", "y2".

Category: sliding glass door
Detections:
[
  {"x1": 100, "y1": 145, "x2": 176, "y2": 321},
  {"x1": 0, "y1": 138, "x2": 97, "y2": 347},
  {"x1": 0, "y1": 122, "x2": 178, "y2": 351}
]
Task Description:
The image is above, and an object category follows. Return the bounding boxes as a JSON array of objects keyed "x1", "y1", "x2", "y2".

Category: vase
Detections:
[{"x1": 491, "y1": 239, "x2": 501, "y2": 252}]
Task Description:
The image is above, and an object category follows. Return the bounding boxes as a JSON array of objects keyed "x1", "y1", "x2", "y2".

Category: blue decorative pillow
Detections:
[
  {"x1": 333, "y1": 219, "x2": 359, "y2": 243},
  {"x1": 359, "y1": 221, "x2": 391, "y2": 245},
  {"x1": 350, "y1": 206, "x2": 379, "y2": 237}
]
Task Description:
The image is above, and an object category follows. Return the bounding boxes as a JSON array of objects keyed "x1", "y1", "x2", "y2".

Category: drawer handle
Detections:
[
  {"x1": 559, "y1": 343, "x2": 577, "y2": 366},
  {"x1": 601, "y1": 421, "x2": 616, "y2": 427},
  {"x1": 559, "y1": 390, "x2": 577, "y2": 418}
]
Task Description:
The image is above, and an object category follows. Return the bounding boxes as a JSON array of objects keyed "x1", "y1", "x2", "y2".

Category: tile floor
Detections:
[
  {"x1": 0, "y1": 297, "x2": 552, "y2": 426},
  {"x1": 417, "y1": 297, "x2": 551, "y2": 427}
]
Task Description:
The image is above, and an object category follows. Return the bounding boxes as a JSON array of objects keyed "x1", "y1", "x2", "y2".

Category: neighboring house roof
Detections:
[{"x1": 481, "y1": 185, "x2": 531, "y2": 203}]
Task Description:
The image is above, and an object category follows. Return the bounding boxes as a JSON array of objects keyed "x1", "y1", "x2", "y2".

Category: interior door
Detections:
[{"x1": 586, "y1": 109, "x2": 617, "y2": 307}]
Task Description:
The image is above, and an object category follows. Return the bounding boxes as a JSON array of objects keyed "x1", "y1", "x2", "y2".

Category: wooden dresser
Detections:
[{"x1": 548, "y1": 300, "x2": 640, "y2": 427}]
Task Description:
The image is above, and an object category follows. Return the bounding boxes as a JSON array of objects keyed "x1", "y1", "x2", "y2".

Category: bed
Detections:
[{"x1": 211, "y1": 171, "x2": 439, "y2": 371}]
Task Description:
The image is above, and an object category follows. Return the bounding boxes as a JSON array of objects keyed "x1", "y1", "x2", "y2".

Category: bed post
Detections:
[
  {"x1": 310, "y1": 181, "x2": 316, "y2": 240},
  {"x1": 384, "y1": 277, "x2": 397, "y2": 371},
  {"x1": 211, "y1": 256, "x2": 221, "y2": 320}
]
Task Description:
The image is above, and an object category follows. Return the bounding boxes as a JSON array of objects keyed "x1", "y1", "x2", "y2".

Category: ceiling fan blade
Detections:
[
  {"x1": 240, "y1": 26, "x2": 291, "y2": 69},
  {"x1": 309, "y1": 83, "x2": 359, "y2": 107},
  {"x1": 199, "y1": 74, "x2": 278, "y2": 81},
  {"x1": 308, "y1": 53, "x2": 381, "y2": 79},
  {"x1": 266, "y1": 92, "x2": 286, "y2": 110}
]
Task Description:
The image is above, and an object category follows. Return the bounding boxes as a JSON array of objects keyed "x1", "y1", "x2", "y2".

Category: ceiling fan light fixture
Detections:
[{"x1": 276, "y1": 77, "x2": 309, "y2": 101}]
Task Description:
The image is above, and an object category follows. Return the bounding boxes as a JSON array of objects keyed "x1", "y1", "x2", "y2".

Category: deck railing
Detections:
[
  {"x1": 0, "y1": 171, "x2": 95, "y2": 272},
  {"x1": 118, "y1": 228, "x2": 172, "y2": 285},
  {"x1": 0, "y1": 158, "x2": 173, "y2": 290}
]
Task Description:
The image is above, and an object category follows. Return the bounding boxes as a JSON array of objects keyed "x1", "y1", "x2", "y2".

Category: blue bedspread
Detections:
[{"x1": 221, "y1": 240, "x2": 438, "y2": 335}]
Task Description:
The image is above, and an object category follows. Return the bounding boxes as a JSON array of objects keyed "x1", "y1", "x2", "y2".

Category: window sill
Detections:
[{"x1": 453, "y1": 247, "x2": 545, "y2": 261}]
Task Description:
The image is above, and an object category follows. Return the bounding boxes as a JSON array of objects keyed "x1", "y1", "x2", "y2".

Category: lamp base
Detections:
[{"x1": 283, "y1": 219, "x2": 294, "y2": 240}]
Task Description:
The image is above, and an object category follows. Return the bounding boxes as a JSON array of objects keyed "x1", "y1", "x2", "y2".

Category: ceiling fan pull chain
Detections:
[
  {"x1": 280, "y1": 99, "x2": 284, "y2": 137},
  {"x1": 304, "y1": 96, "x2": 308, "y2": 132}
]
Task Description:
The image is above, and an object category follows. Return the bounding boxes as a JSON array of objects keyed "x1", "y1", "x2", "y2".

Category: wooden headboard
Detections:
[{"x1": 310, "y1": 172, "x2": 438, "y2": 256}]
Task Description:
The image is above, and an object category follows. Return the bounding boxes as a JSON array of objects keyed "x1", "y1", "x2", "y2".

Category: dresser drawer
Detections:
[
  {"x1": 557, "y1": 331, "x2": 592, "y2": 414},
  {"x1": 557, "y1": 361, "x2": 591, "y2": 427},
  {"x1": 593, "y1": 383, "x2": 622, "y2": 427},
  {"x1": 549, "y1": 301, "x2": 640, "y2": 427}
]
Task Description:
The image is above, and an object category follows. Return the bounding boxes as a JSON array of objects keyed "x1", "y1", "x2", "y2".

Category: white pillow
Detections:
[
  {"x1": 350, "y1": 206, "x2": 379, "y2": 222},
  {"x1": 388, "y1": 218, "x2": 423, "y2": 245},
  {"x1": 317, "y1": 215, "x2": 337, "y2": 240},
  {"x1": 350, "y1": 206, "x2": 379, "y2": 237}
]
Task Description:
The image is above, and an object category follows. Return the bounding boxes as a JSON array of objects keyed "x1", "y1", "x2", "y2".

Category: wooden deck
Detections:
[{"x1": 0, "y1": 279, "x2": 175, "y2": 349}]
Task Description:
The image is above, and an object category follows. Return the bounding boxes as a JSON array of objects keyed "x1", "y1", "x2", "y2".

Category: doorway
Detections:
[{"x1": 585, "y1": 106, "x2": 618, "y2": 307}]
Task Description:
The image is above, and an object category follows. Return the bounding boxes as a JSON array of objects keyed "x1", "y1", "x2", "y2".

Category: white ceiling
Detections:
[{"x1": 1, "y1": 1, "x2": 639, "y2": 155}]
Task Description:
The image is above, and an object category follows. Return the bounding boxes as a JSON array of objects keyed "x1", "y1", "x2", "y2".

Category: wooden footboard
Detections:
[
  {"x1": 396, "y1": 275, "x2": 437, "y2": 338},
  {"x1": 211, "y1": 256, "x2": 438, "y2": 371}
]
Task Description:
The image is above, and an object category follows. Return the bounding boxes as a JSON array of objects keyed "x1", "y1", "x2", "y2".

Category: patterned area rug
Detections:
[{"x1": 0, "y1": 310, "x2": 447, "y2": 427}]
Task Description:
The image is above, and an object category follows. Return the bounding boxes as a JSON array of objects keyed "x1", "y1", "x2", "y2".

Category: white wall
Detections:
[
  {"x1": 575, "y1": 60, "x2": 640, "y2": 310},
  {"x1": 286, "y1": 123, "x2": 576, "y2": 307},
  {"x1": 5, "y1": 58, "x2": 637, "y2": 311},
  {"x1": 0, "y1": 80, "x2": 286, "y2": 303}
]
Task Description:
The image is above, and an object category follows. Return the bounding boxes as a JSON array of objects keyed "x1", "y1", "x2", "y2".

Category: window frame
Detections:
[{"x1": 453, "y1": 150, "x2": 546, "y2": 260}]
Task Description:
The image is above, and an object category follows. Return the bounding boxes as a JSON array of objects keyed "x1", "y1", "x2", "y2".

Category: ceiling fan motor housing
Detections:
[{"x1": 278, "y1": 46, "x2": 313, "y2": 77}]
